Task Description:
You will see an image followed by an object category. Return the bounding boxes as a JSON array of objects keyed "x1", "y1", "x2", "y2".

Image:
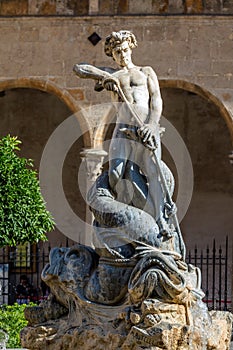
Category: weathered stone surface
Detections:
[
  {"x1": 20, "y1": 223, "x2": 233, "y2": 349},
  {"x1": 21, "y1": 301, "x2": 233, "y2": 350},
  {"x1": 37, "y1": 1, "x2": 56, "y2": 15},
  {"x1": 24, "y1": 294, "x2": 68, "y2": 325},
  {"x1": 0, "y1": 0, "x2": 232, "y2": 15},
  {"x1": 0, "y1": 0, "x2": 28, "y2": 15},
  {"x1": 184, "y1": 0, "x2": 203, "y2": 13},
  {"x1": 152, "y1": 0, "x2": 169, "y2": 13}
]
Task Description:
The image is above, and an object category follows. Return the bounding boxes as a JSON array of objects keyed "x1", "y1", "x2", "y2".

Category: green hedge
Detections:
[{"x1": 0, "y1": 303, "x2": 33, "y2": 348}]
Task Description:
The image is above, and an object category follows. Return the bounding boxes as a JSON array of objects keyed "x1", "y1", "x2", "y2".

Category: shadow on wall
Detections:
[
  {"x1": 0, "y1": 88, "x2": 86, "y2": 245},
  {"x1": 161, "y1": 87, "x2": 233, "y2": 249}
]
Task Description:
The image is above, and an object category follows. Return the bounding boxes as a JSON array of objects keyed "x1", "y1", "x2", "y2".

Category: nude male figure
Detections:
[
  {"x1": 102, "y1": 30, "x2": 164, "y2": 221},
  {"x1": 74, "y1": 30, "x2": 165, "y2": 224}
]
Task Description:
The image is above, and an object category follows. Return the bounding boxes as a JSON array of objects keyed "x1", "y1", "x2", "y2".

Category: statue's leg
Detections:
[
  {"x1": 124, "y1": 160, "x2": 148, "y2": 210},
  {"x1": 137, "y1": 142, "x2": 163, "y2": 221},
  {"x1": 146, "y1": 156, "x2": 163, "y2": 220},
  {"x1": 108, "y1": 136, "x2": 129, "y2": 196}
]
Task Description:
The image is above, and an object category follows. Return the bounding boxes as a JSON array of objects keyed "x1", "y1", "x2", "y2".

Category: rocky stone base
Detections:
[{"x1": 21, "y1": 309, "x2": 233, "y2": 350}]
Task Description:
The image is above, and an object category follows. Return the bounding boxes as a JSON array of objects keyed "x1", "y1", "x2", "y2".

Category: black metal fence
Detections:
[
  {"x1": 187, "y1": 236, "x2": 231, "y2": 311},
  {"x1": 0, "y1": 237, "x2": 231, "y2": 310}
]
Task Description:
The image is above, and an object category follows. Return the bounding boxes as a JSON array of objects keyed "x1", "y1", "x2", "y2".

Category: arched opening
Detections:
[
  {"x1": 160, "y1": 86, "x2": 233, "y2": 251},
  {"x1": 0, "y1": 78, "x2": 92, "y2": 147},
  {"x1": 99, "y1": 81, "x2": 233, "y2": 251},
  {"x1": 160, "y1": 79, "x2": 233, "y2": 142},
  {"x1": 0, "y1": 87, "x2": 87, "y2": 246}
]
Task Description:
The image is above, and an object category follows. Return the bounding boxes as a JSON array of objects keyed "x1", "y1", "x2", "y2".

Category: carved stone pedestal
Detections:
[
  {"x1": 21, "y1": 170, "x2": 233, "y2": 350},
  {"x1": 21, "y1": 300, "x2": 232, "y2": 350}
]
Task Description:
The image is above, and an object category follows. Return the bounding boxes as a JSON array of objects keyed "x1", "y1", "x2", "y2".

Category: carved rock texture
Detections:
[
  {"x1": 20, "y1": 156, "x2": 233, "y2": 350},
  {"x1": 21, "y1": 308, "x2": 233, "y2": 350},
  {"x1": 21, "y1": 229, "x2": 233, "y2": 349},
  {"x1": 21, "y1": 243, "x2": 233, "y2": 350}
]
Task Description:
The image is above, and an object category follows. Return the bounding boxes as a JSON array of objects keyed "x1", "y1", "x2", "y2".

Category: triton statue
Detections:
[{"x1": 21, "y1": 31, "x2": 233, "y2": 350}]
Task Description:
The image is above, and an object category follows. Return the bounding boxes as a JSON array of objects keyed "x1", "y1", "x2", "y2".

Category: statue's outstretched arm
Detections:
[
  {"x1": 73, "y1": 63, "x2": 118, "y2": 92},
  {"x1": 73, "y1": 63, "x2": 115, "y2": 81}
]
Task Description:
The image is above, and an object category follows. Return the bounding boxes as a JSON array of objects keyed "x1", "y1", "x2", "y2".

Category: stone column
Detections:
[{"x1": 80, "y1": 148, "x2": 108, "y2": 247}]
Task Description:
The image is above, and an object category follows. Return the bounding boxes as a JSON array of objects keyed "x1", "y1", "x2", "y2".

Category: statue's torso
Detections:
[{"x1": 112, "y1": 66, "x2": 150, "y2": 122}]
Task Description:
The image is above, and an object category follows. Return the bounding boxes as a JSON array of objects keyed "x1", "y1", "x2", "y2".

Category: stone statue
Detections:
[{"x1": 21, "y1": 31, "x2": 233, "y2": 350}]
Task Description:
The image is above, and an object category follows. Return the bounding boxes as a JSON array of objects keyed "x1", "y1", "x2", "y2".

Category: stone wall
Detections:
[
  {"x1": 0, "y1": 0, "x2": 233, "y2": 15},
  {"x1": 0, "y1": 16, "x2": 232, "y2": 129},
  {"x1": 0, "y1": 15, "x2": 232, "y2": 262},
  {"x1": 0, "y1": 16, "x2": 232, "y2": 246},
  {"x1": 0, "y1": 10, "x2": 232, "y2": 303},
  {"x1": 0, "y1": 88, "x2": 86, "y2": 245}
]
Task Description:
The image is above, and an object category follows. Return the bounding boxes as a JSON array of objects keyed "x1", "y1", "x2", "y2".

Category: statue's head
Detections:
[
  {"x1": 104, "y1": 30, "x2": 137, "y2": 58},
  {"x1": 105, "y1": 30, "x2": 137, "y2": 67}
]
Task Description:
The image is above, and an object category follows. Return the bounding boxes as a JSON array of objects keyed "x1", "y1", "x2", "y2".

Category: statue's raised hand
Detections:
[{"x1": 102, "y1": 77, "x2": 119, "y2": 92}]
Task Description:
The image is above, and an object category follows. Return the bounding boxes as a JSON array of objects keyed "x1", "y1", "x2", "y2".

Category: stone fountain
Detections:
[{"x1": 21, "y1": 30, "x2": 232, "y2": 350}]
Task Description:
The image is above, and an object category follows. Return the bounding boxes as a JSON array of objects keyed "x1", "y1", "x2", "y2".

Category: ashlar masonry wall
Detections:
[
  {"x1": 1, "y1": 16, "x2": 232, "y2": 129},
  {"x1": 0, "y1": 15, "x2": 232, "y2": 248},
  {"x1": 0, "y1": 0, "x2": 233, "y2": 15}
]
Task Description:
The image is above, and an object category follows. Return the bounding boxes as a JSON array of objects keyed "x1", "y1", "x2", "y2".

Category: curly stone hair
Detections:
[{"x1": 104, "y1": 30, "x2": 137, "y2": 57}]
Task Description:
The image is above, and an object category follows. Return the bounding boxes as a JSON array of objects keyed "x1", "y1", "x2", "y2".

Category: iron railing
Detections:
[
  {"x1": 0, "y1": 237, "x2": 231, "y2": 310},
  {"x1": 187, "y1": 236, "x2": 231, "y2": 311}
]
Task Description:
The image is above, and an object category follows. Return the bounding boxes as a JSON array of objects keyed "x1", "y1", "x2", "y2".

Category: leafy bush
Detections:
[
  {"x1": 0, "y1": 135, "x2": 54, "y2": 247},
  {"x1": 0, "y1": 303, "x2": 33, "y2": 348}
]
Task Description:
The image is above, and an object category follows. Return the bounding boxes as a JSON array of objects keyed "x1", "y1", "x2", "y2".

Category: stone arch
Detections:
[
  {"x1": 93, "y1": 80, "x2": 233, "y2": 147},
  {"x1": 93, "y1": 104, "x2": 116, "y2": 148},
  {"x1": 160, "y1": 79, "x2": 233, "y2": 143},
  {"x1": 0, "y1": 80, "x2": 90, "y2": 245},
  {"x1": 159, "y1": 81, "x2": 233, "y2": 250},
  {"x1": 0, "y1": 77, "x2": 92, "y2": 147}
]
